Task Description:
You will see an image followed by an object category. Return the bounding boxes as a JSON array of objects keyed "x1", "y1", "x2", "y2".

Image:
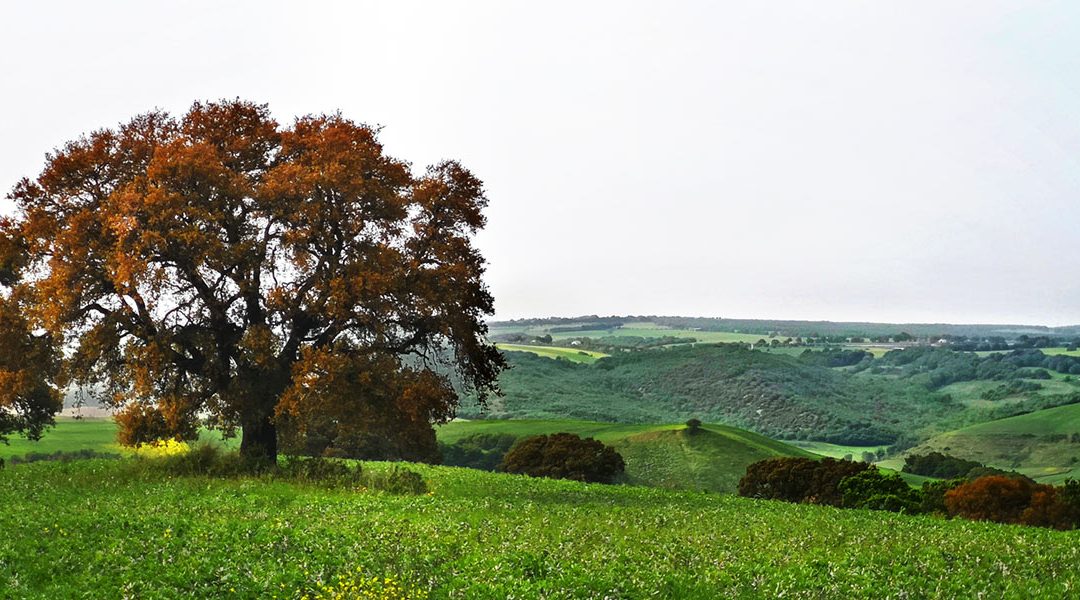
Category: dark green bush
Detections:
[
  {"x1": 440, "y1": 433, "x2": 518, "y2": 471},
  {"x1": 738, "y1": 457, "x2": 872, "y2": 506},
  {"x1": 361, "y1": 465, "x2": 428, "y2": 495},
  {"x1": 8, "y1": 449, "x2": 122, "y2": 465},
  {"x1": 500, "y1": 433, "x2": 625, "y2": 484},
  {"x1": 839, "y1": 470, "x2": 920, "y2": 513},
  {"x1": 278, "y1": 456, "x2": 364, "y2": 487}
]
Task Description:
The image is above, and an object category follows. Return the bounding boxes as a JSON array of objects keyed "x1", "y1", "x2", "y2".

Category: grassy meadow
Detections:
[
  {"x1": 3, "y1": 458, "x2": 1079, "y2": 599},
  {"x1": 495, "y1": 343, "x2": 608, "y2": 363},
  {"x1": 911, "y1": 403, "x2": 1080, "y2": 483}
]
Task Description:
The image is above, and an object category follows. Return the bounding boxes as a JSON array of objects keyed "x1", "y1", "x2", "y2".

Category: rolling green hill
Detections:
[
  {"x1": 438, "y1": 419, "x2": 815, "y2": 493},
  {"x1": 466, "y1": 345, "x2": 957, "y2": 445},
  {"x1": 909, "y1": 403, "x2": 1080, "y2": 482},
  {"x1": 1, "y1": 458, "x2": 1077, "y2": 598}
]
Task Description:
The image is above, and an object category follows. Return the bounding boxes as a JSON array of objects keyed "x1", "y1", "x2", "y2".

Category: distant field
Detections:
[
  {"x1": 938, "y1": 375, "x2": 1080, "y2": 408},
  {"x1": 911, "y1": 403, "x2": 1080, "y2": 483},
  {"x1": 0, "y1": 419, "x2": 121, "y2": 459},
  {"x1": 975, "y1": 347, "x2": 1080, "y2": 358},
  {"x1": 495, "y1": 343, "x2": 607, "y2": 363},
  {"x1": 0, "y1": 419, "x2": 234, "y2": 461},
  {"x1": 789, "y1": 440, "x2": 887, "y2": 460},
  {"x1": 490, "y1": 321, "x2": 790, "y2": 345}
]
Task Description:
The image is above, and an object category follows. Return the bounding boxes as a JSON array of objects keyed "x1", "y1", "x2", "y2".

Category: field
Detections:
[
  {"x1": 489, "y1": 321, "x2": 789, "y2": 345},
  {"x1": 0, "y1": 419, "x2": 234, "y2": 461},
  {"x1": 909, "y1": 403, "x2": 1080, "y2": 482},
  {"x1": 0, "y1": 419, "x2": 122, "y2": 460},
  {"x1": 495, "y1": 343, "x2": 608, "y2": 363},
  {"x1": 2, "y1": 459, "x2": 1079, "y2": 598},
  {"x1": 440, "y1": 419, "x2": 815, "y2": 493}
]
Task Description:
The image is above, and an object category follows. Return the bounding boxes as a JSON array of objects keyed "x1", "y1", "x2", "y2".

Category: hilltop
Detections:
[{"x1": 438, "y1": 419, "x2": 814, "y2": 493}]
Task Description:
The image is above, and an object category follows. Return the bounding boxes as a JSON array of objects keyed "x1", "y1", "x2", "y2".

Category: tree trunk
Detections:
[{"x1": 240, "y1": 410, "x2": 278, "y2": 466}]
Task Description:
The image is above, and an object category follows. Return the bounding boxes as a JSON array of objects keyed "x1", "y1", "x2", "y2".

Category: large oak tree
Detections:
[{"x1": 0, "y1": 100, "x2": 506, "y2": 462}]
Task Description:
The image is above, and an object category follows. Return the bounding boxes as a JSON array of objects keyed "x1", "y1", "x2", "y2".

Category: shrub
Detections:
[
  {"x1": 902, "y1": 452, "x2": 982, "y2": 479},
  {"x1": 134, "y1": 444, "x2": 428, "y2": 493},
  {"x1": 737, "y1": 457, "x2": 873, "y2": 506},
  {"x1": 685, "y1": 418, "x2": 702, "y2": 434},
  {"x1": 1020, "y1": 487, "x2": 1078, "y2": 530},
  {"x1": 440, "y1": 433, "x2": 518, "y2": 471},
  {"x1": 279, "y1": 456, "x2": 364, "y2": 487},
  {"x1": 920, "y1": 479, "x2": 966, "y2": 515},
  {"x1": 838, "y1": 470, "x2": 920, "y2": 513},
  {"x1": 945, "y1": 476, "x2": 1039, "y2": 525},
  {"x1": 361, "y1": 465, "x2": 428, "y2": 495},
  {"x1": 500, "y1": 433, "x2": 625, "y2": 484},
  {"x1": 7, "y1": 449, "x2": 122, "y2": 465}
]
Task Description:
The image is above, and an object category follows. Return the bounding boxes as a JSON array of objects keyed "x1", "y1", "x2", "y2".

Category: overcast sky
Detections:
[{"x1": 3, "y1": 1, "x2": 1080, "y2": 325}]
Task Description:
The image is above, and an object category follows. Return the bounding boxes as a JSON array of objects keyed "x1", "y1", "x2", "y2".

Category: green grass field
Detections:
[
  {"x1": 0, "y1": 419, "x2": 236, "y2": 461},
  {"x1": 1, "y1": 459, "x2": 1078, "y2": 598},
  {"x1": 489, "y1": 321, "x2": 790, "y2": 345},
  {"x1": 910, "y1": 403, "x2": 1080, "y2": 482},
  {"x1": 439, "y1": 419, "x2": 815, "y2": 493},
  {"x1": 0, "y1": 419, "x2": 122, "y2": 459},
  {"x1": 495, "y1": 343, "x2": 608, "y2": 363}
]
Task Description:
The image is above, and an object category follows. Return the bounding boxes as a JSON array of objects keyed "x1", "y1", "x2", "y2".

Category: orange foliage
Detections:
[
  {"x1": 1, "y1": 100, "x2": 506, "y2": 460},
  {"x1": 945, "y1": 475, "x2": 1078, "y2": 529}
]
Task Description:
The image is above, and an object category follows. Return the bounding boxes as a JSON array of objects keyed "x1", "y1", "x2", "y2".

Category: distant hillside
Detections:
[
  {"x1": 437, "y1": 419, "x2": 815, "y2": 493},
  {"x1": 490, "y1": 315, "x2": 1080, "y2": 339},
  {"x1": 909, "y1": 403, "x2": 1080, "y2": 483},
  {"x1": 463, "y1": 345, "x2": 959, "y2": 444}
]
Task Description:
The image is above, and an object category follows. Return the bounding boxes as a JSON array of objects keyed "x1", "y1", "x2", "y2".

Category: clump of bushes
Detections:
[
  {"x1": 903, "y1": 451, "x2": 1021, "y2": 480},
  {"x1": 838, "y1": 469, "x2": 920, "y2": 513},
  {"x1": 136, "y1": 443, "x2": 427, "y2": 494},
  {"x1": 6, "y1": 449, "x2": 122, "y2": 465},
  {"x1": 738, "y1": 456, "x2": 1080, "y2": 530},
  {"x1": 439, "y1": 433, "x2": 518, "y2": 471},
  {"x1": 903, "y1": 452, "x2": 983, "y2": 479},
  {"x1": 944, "y1": 476, "x2": 1079, "y2": 530},
  {"x1": 500, "y1": 433, "x2": 625, "y2": 484},
  {"x1": 980, "y1": 380, "x2": 1043, "y2": 401},
  {"x1": 737, "y1": 457, "x2": 872, "y2": 506}
]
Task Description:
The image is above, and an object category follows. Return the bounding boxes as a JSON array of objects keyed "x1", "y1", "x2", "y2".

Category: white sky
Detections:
[{"x1": 3, "y1": 1, "x2": 1080, "y2": 325}]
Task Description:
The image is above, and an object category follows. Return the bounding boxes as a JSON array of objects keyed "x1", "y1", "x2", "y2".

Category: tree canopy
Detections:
[{"x1": 0, "y1": 100, "x2": 506, "y2": 462}]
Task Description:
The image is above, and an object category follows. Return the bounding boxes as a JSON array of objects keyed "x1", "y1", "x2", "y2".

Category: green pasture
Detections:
[
  {"x1": 0, "y1": 419, "x2": 121, "y2": 460},
  {"x1": 495, "y1": 343, "x2": 608, "y2": 363},
  {"x1": 911, "y1": 403, "x2": 1080, "y2": 483},
  {"x1": 2, "y1": 459, "x2": 1078, "y2": 598}
]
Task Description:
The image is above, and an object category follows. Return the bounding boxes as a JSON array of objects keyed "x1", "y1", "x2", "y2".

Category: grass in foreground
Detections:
[{"x1": 1, "y1": 459, "x2": 1078, "y2": 598}]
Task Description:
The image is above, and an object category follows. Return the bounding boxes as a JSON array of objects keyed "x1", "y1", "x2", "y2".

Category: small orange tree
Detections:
[{"x1": 1, "y1": 100, "x2": 506, "y2": 463}]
